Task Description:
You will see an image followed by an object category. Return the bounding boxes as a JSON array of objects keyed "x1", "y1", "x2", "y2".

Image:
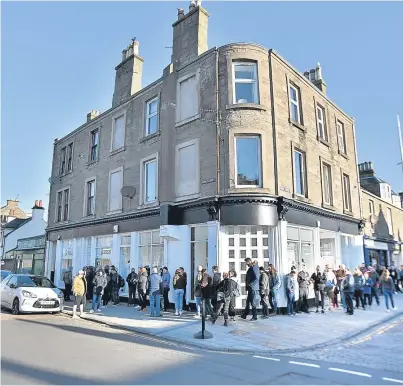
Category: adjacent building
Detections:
[
  {"x1": 2, "y1": 201, "x2": 47, "y2": 274},
  {"x1": 45, "y1": 2, "x2": 364, "y2": 307},
  {"x1": 359, "y1": 162, "x2": 403, "y2": 267}
]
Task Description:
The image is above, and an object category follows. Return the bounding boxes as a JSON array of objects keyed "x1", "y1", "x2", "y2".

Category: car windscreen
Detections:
[
  {"x1": 19, "y1": 276, "x2": 56, "y2": 288},
  {"x1": 1, "y1": 271, "x2": 11, "y2": 281}
]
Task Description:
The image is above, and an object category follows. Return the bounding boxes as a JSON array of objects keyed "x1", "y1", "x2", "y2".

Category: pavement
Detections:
[
  {"x1": 61, "y1": 294, "x2": 403, "y2": 354},
  {"x1": 2, "y1": 311, "x2": 403, "y2": 385}
]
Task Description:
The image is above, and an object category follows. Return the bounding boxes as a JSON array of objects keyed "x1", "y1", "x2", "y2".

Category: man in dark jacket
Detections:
[
  {"x1": 368, "y1": 266, "x2": 380, "y2": 305},
  {"x1": 241, "y1": 258, "x2": 259, "y2": 321},
  {"x1": 341, "y1": 268, "x2": 355, "y2": 315},
  {"x1": 126, "y1": 268, "x2": 139, "y2": 307},
  {"x1": 311, "y1": 265, "x2": 326, "y2": 314},
  {"x1": 110, "y1": 267, "x2": 122, "y2": 306},
  {"x1": 211, "y1": 266, "x2": 221, "y2": 312},
  {"x1": 297, "y1": 263, "x2": 311, "y2": 313},
  {"x1": 213, "y1": 272, "x2": 237, "y2": 326},
  {"x1": 259, "y1": 267, "x2": 270, "y2": 318},
  {"x1": 137, "y1": 267, "x2": 149, "y2": 311}
]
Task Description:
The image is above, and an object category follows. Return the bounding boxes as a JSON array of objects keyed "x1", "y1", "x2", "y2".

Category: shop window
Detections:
[
  {"x1": 229, "y1": 238, "x2": 235, "y2": 247},
  {"x1": 138, "y1": 230, "x2": 164, "y2": 269},
  {"x1": 61, "y1": 240, "x2": 73, "y2": 280},
  {"x1": 320, "y1": 237, "x2": 336, "y2": 269},
  {"x1": 190, "y1": 226, "x2": 208, "y2": 299},
  {"x1": 95, "y1": 236, "x2": 113, "y2": 269},
  {"x1": 229, "y1": 250, "x2": 235, "y2": 259},
  {"x1": 229, "y1": 262, "x2": 235, "y2": 271},
  {"x1": 119, "y1": 235, "x2": 131, "y2": 293},
  {"x1": 287, "y1": 226, "x2": 314, "y2": 274},
  {"x1": 240, "y1": 238, "x2": 246, "y2": 247},
  {"x1": 240, "y1": 250, "x2": 247, "y2": 259}
]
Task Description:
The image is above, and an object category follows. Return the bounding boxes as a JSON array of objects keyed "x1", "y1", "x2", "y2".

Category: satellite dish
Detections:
[{"x1": 121, "y1": 186, "x2": 136, "y2": 198}]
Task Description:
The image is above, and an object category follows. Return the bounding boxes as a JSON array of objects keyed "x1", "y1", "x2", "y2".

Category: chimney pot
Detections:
[
  {"x1": 189, "y1": 1, "x2": 196, "y2": 11},
  {"x1": 303, "y1": 71, "x2": 310, "y2": 79},
  {"x1": 316, "y1": 62, "x2": 322, "y2": 80},
  {"x1": 87, "y1": 110, "x2": 100, "y2": 122},
  {"x1": 309, "y1": 69, "x2": 316, "y2": 81},
  {"x1": 39, "y1": 200, "x2": 43, "y2": 208},
  {"x1": 122, "y1": 49, "x2": 127, "y2": 61},
  {"x1": 178, "y1": 8, "x2": 185, "y2": 20},
  {"x1": 35, "y1": 200, "x2": 39, "y2": 207}
]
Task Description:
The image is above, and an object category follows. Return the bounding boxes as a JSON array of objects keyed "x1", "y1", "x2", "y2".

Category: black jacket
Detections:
[
  {"x1": 211, "y1": 272, "x2": 221, "y2": 299},
  {"x1": 298, "y1": 271, "x2": 311, "y2": 289},
  {"x1": 173, "y1": 272, "x2": 187, "y2": 290},
  {"x1": 201, "y1": 273, "x2": 213, "y2": 299},
  {"x1": 126, "y1": 272, "x2": 138, "y2": 287},
  {"x1": 217, "y1": 278, "x2": 237, "y2": 299},
  {"x1": 311, "y1": 271, "x2": 326, "y2": 291}
]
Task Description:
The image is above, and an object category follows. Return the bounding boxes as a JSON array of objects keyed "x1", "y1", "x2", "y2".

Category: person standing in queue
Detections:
[{"x1": 240, "y1": 258, "x2": 259, "y2": 321}]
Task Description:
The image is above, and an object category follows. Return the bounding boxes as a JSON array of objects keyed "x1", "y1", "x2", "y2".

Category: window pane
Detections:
[
  {"x1": 140, "y1": 232, "x2": 151, "y2": 246},
  {"x1": 179, "y1": 76, "x2": 198, "y2": 121},
  {"x1": 191, "y1": 226, "x2": 208, "y2": 242},
  {"x1": 235, "y1": 136, "x2": 261, "y2": 186},
  {"x1": 112, "y1": 115, "x2": 125, "y2": 150},
  {"x1": 290, "y1": 87, "x2": 297, "y2": 102},
  {"x1": 152, "y1": 230, "x2": 160, "y2": 244},
  {"x1": 234, "y1": 83, "x2": 256, "y2": 104},
  {"x1": 144, "y1": 160, "x2": 157, "y2": 203},
  {"x1": 234, "y1": 64, "x2": 256, "y2": 80},
  {"x1": 291, "y1": 103, "x2": 299, "y2": 122},
  {"x1": 109, "y1": 171, "x2": 122, "y2": 211},
  {"x1": 294, "y1": 151, "x2": 304, "y2": 195},
  {"x1": 322, "y1": 164, "x2": 331, "y2": 204},
  {"x1": 148, "y1": 99, "x2": 158, "y2": 115},
  {"x1": 148, "y1": 115, "x2": 158, "y2": 135}
]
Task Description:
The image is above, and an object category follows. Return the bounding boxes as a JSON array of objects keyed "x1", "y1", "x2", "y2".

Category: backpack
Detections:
[{"x1": 119, "y1": 275, "x2": 125, "y2": 288}]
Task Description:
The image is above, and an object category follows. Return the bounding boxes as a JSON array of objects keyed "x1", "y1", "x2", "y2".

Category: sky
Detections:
[{"x1": 2, "y1": 1, "x2": 403, "y2": 215}]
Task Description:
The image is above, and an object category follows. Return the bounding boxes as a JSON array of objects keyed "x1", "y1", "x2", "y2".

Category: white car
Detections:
[{"x1": 0, "y1": 274, "x2": 64, "y2": 315}]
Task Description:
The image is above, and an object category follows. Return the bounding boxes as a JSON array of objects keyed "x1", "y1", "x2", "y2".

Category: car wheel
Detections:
[{"x1": 12, "y1": 298, "x2": 20, "y2": 315}]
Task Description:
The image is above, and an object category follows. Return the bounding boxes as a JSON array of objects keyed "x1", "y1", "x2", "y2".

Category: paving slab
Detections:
[{"x1": 61, "y1": 295, "x2": 403, "y2": 354}]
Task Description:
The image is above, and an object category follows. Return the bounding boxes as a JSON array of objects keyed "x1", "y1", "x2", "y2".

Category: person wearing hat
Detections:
[{"x1": 72, "y1": 270, "x2": 87, "y2": 319}]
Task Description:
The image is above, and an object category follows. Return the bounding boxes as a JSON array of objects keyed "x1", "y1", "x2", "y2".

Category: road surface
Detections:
[{"x1": 1, "y1": 310, "x2": 403, "y2": 385}]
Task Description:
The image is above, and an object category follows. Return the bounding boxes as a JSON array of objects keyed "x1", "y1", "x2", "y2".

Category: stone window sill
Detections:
[
  {"x1": 317, "y1": 137, "x2": 330, "y2": 147},
  {"x1": 110, "y1": 147, "x2": 125, "y2": 156},
  {"x1": 137, "y1": 201, "x2": 159, "y2": 210},
  {"x1": 140, "y1": 131, "x2": 161, "y2": 143},
  {"x1": 289, "y1": 119, "x2": 306, "y2": 132},
  {"x1": 87, "y1": 159, "x2": 99, "y2": 167},
  {"x1": 293, "y1": 194, "x2": 310, "y2": 203},
  {"x1": 226, "y1": 103, "x2": 267, "y2": 111},
  {"x1": 338, "y1": 150, "x2": 349, "y2": 160},
  {"x1": 343, "y1": 209, "x2": 354, "y2": 216},
  {"x1": 106, "y1": 210, "x2": 123, "y2": 216},
  {"x1": 322, "y1": 203, "x2": 336, "y2": 211},
  {"x1": 175, "y1": 114, "x2": 200, "y2": 128}
]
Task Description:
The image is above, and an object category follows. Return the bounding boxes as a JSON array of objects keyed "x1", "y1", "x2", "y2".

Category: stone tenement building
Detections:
[
  {"x1": 46, "y1": 2, "x2": 364, "y2": 308},
  {"x1": 359, "y1": 162, "x2": 403, "y2": 267}
]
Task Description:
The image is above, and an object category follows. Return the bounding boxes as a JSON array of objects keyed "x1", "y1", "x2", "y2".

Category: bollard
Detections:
[{"x1": 194, "y1": 296, "x2": 213, "y2": 339}]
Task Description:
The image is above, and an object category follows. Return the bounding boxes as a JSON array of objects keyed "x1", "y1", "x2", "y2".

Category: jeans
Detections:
[
  {"x1": 174, "y1": 289, "x2": 184, "y2": 312},
  {"x1": 102, "y1": 286, "x2": 111, "y2": 306},
  {"x1": 269, "y1": 289, "x2": 278, "y2": 314},
  {"x1": 64, "y1": 284, "x2": 72, "y2": 300},
  {"x1": 364, "y1": 293, "x2": 372, "y2": 307},
  {"x1": 149, "y1": 292, "x2": 161, "y2": 316},
  {"x1": 315, "y1": 289, "x2": 325, "y2": 310},
  {"x1": 298, "y1": 287, "x2": 309, "y2": 313},
  {"x1": 260, "y1": 293, "x2": 270, "y2": 316},
  {"x1": 195, "y1": 297, "x2": 202, "y2": 314},
  {"x1": 163, "y1": 288, "x2": 170, "y2": 311},
  {"x1": 242, "y1": 289, "x2": 258, "y2": 319},
  {"x1": 384, "y1": 290, "x2": 395, "y2": 310},
  {"x1": 92, "y1": 294, "x2": 102, "y2": 311},
  {"x1": 287, "y1": 290, "x2": 295, "y2": 315},
  {"x1": 325, "y1": 289, "x2": 334, "y2": 309},
  {"x1": 344, "y1": 291, "x2": 354, "y2": 314},
  {"x1": 371, "y1": 287, "x2": 380, "y2": 305},
  {"x1": 128, "y1": 285, "x2": 136, "y2": 305},
  {"x1": 112, "y1": 287, "x2": 120, "y2": 305},
  {"x1": 354, "y1": 289, "x2": 365, "y2": 309},
  {"x1": 340, "y1": 290, "x2": 346, "y2": 309}
]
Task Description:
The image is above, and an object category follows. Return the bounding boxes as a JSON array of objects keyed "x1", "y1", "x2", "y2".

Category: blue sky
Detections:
[{"x1": 2, "y1": 1, "x2": 403, "y2": 214}]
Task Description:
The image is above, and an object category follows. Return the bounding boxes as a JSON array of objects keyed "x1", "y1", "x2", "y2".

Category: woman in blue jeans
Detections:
[
  {"x1": 380, "y1": 269, "x2": 396, "y2": 313},
  {"x1": 173, "y1": 268, "x2": 187, "y2": 316}
]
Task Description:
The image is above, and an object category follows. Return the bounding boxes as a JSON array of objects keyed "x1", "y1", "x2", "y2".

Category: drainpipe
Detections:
[
  {"x1": 268, "y1": 50, "x2": 279, "y2": 196},
  {"x1": 215, "y1": 48, "x2": 221, "y2": 197},
  {"x1": 352, "y1": 118, "x2": 363, "y2": 220}
]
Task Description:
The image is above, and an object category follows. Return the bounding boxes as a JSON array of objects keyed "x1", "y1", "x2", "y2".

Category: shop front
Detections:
[{"x1": 364, "y1": 238, "x2": 390, "y2": 268}]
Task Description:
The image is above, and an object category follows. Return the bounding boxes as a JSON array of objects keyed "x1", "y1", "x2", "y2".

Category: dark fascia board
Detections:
[{"x1": 46, "y1": 208, "x2": 160, "y2": 234}]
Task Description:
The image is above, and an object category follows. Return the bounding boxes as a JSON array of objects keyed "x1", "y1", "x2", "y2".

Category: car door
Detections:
[
  {"x1": 3, "y1": 276, "x2": 18, "y2": 308},
  {"x1": 0, "y1": 276, "x2": 12, "y2": 307}
]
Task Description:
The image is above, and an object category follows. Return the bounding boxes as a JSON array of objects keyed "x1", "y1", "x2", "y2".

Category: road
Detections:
[{"x1": 1, "y1": 310, "x2": 403, "y2": 385}]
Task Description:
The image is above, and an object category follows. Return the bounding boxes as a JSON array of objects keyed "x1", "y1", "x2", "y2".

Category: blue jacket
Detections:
[
  {"x1": 246, "y1": 263, "x2": 259, "y2": 291},
  {"x1": 363, "y1": 277, "x2": 373, "y2": 295},
  {"x1": 162, "y1": 272, "x2": 171, "y2": 289},
  {"x1": 354, "y1": 274, "x2": 365, "y2": 291}
]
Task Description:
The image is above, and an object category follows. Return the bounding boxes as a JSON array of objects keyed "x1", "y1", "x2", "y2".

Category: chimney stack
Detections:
[
  {"x1": 87, "y1": 110, "x2": 100, "y2": 122},
  {"x1": 304, "y1": 62, "x2": 327, "y2": 94},
  {"x1": 112, "y1": 37, "x2": 144, "y2": 107},
  {"x1": 172, "y1": 2, "x2": 209, "y2": 69},
  {"x1": 32, "y1": 200, "x2": 45, "y2": 221},
  {"x1": 358, "y1": 161, "x2": 375, "y2": 177}
]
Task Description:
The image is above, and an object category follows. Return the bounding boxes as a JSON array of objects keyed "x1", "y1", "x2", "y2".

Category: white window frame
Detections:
[
  {"x1": 55, "y1": 187, "x2": 70, "y2": 223},
  {"x1": 140, "y1": 153, "x2": 159, "y2": 205},
  {"x1": 342, "y1": 173, "x2": 352, "y2": 212},
  {"x1": 145, "y1": 96, "x2": 159, "y2": 136},
  {"x1": 369, "y1": 200, "x2": 374, "y2": 215},
  {"x1": 232, "y1": 61, "x2": 259, "y2": 105},
  {"x1": 293, "y1": 149, "x2": 307, "y2": 197},
  {"x1": 175, "y1": 139, "x2": 200, "y2": 199},
  {"x1": 176, "y1": 71, "x2": 200, "y2": 125},
  {"x1": 110, "y1": 111, "x2": 127, "y2": 152},
  {"x1": 67, "y1": 142, "x2": 74, "y2": 172},
  {"x1": 316, "y1": 104, "x2": 328, "y2": 142},
  {"x1": 289, "y1": 83, "x2": 302, "y2": 124},
  {"x1": 234, "y1": 135, "x2": 262, "y2": 188},
  {"x1": 90, "y1": 129, "x2": 99, "y2": 162},
  {"x1": 321, "y1": 162, "x2": 333, "y2": 206},
  {"x1": 336, "y1": 120, "x2": 346, "y2": 154},
  {"x1": 107, "y1": 166, "x2": 123, "y2": 214},
  {"x1": 386, "y1": 207, "x2": 393, "y2": 234},
  {"x1": 83, "y1": 177, "x2": 96, "y2": 217},
  {"x1": 59, "y1": 147, "x2": 66, "y2": 175}
]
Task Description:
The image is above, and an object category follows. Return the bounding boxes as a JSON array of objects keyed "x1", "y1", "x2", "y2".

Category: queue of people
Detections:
[{"x1": 67, "y1": 260, "x2": 402, "y2": 321}]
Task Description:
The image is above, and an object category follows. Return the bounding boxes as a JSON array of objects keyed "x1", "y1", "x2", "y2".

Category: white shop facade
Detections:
[{"x1": 45, "y1": 197, "x2": 364, "y2": 308}]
